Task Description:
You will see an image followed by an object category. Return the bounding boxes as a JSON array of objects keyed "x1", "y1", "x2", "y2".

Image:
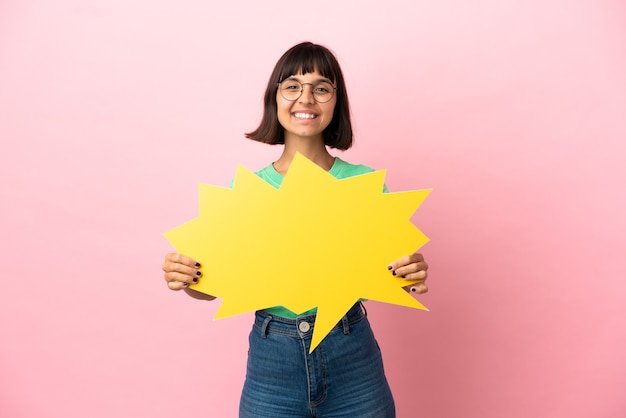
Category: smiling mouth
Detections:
[{"x1": 293, "y1": 112, "x2": 318, "y2": 119}]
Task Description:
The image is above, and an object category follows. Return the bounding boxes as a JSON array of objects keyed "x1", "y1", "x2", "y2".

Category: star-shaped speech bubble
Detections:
[{"x1": 165, "y1": 153, "x2": 431, "y2": 352}]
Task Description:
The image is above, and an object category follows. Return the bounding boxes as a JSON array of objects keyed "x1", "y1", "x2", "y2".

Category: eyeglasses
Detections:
[{"x1": 278, "y1": 79, "x2": 337, "y2": 103}]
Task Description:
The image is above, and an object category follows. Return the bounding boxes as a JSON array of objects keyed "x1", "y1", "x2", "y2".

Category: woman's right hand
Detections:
[{"x1": 162, "y1": 252, "x2": 203, "y2": 290}]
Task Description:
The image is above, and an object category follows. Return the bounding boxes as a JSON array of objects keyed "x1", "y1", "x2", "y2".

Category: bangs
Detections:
[{"x1": 276, "y1": 44, "x2": 338, "y2": 83}]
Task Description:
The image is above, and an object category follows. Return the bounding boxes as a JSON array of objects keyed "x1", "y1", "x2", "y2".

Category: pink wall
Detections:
[{"x1": 1, "y1": 1, "x2": 625, "y2": 417}]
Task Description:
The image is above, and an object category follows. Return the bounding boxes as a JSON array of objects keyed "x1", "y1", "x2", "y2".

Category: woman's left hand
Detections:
[{"x1": 388, "y1": 251, "x2": 429, "y2": 294}]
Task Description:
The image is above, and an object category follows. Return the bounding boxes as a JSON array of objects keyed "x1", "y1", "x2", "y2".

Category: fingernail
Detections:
[
  {"x1": 392, "y1": 271, "x2": 397, "y2": 276},
  {"x1": 387, "y1": 265, "x2": 393, "y2": 270},
  {"x1": 182, "y1": 283, "x2": 189, "y2": 287},
  {"x1": 401, "y1": 275, "x2": 406, "y2": 279},
  {"x1": 196, "y1": 271, "x2": 202, "y2": 276},
  {"x1": 192, "y1": 277, "x2": 198, "y2": 283},
  {"x1": 195, "y1": 262, "x2": 201, "y2": 267},
  {"x1": 410, "y1": 287, "x2": 417, "y2": 292}
]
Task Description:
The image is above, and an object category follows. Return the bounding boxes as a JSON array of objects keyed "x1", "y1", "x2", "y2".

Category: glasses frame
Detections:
[{"x1": 277, "y1": 79, "x2": 337, "y2": 103}]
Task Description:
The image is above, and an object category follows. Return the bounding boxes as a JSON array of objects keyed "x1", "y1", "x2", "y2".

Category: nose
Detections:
[{"x1": 298, "y1": 83, "x2": 315, "y2": 104}]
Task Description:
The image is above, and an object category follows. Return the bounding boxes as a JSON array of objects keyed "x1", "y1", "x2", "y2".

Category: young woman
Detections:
[{"x1": 162, "y1": 41, "x2": 429, "y2": 418}]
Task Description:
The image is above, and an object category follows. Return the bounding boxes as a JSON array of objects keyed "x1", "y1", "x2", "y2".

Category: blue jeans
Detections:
[{"x1": 239, "y1": 303, "x2": 395, "y2": 417}]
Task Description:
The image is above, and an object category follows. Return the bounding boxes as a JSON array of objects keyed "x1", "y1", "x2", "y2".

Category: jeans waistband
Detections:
[{"x1": 254, "y1": 302, "x2": 367, "y2": 338}]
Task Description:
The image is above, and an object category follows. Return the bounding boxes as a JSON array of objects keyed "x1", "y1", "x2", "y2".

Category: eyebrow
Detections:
[{"x1": 285, "y1": 75, "x2": 334, "y2": 84}]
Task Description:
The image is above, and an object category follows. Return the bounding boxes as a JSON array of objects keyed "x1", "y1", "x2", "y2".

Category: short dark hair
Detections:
[{"x1": 245, "y1": 42, "x2": 353, "y2": 150}]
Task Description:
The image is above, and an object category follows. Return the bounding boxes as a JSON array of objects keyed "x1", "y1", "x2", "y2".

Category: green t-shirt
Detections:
[{"x1": 254, "y1": 157, "x2": 385, "y2": 318}]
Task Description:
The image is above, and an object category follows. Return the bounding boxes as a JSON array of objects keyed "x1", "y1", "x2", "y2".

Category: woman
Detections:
[{"x1": 162, "y1": 41, "x2": 429, "y2": 418}]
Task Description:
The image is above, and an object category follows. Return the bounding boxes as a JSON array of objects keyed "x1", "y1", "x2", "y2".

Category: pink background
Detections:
[{"x1": 1, "y1": 1, "x2": 625, "y2": 417}]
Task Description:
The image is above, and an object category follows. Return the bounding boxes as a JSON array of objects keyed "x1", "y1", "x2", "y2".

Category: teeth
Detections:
[{"x1": 294, "y1": 113, "x2": 316, "y2": 119}]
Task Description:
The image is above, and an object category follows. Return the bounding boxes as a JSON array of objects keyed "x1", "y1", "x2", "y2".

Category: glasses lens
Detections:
[
  {"x1": 280, "y1": 80, "x2": 302, "y2": 101},
  {"x1": 312, "y1": 81, "x2": 335, "y2": 103},
  {"x1": 279, "y1": 80, "x2": 336, "y2": 103}
]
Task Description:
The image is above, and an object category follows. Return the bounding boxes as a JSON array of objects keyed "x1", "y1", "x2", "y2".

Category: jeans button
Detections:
[{"x1": 298, "y1": 321, "x2": 310, "y2": 332}]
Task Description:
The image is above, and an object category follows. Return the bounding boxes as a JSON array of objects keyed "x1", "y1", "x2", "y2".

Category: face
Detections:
[{"x1": 276, "y1": 70, "x2": 337, "y2": 143}]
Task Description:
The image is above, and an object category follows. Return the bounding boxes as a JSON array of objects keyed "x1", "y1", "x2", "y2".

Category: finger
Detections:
[
  {"x1": 388, "y1": 251, "x2": 425, "y2": 271},
  {"x1": 162, "y1": 260, "x2": 202, "y2": 278},
  {"x1": 164, "y1": 270, "x2": 201, "y2": 285},
  {"x1": 409, "y1": 282, "x2": 428, "y2": 294},
  {"x1": 164, "y1": 252, "x2": 201, "y2": 269},
  {"x1": 390, "y1": 261, "x2": 428, "y2": 279},
  {"x1": 387, "y1": 255, "x2": 410, "y2": 271},
  {"x1": 167, "y1": 280, "x2": 190, "y2": 291},
  {"x1": 392, "y1": 261, "x2": 428, "y2": 280},
  {"x1": 400, "y1": 268, "x2": 428, "y2": 281}
]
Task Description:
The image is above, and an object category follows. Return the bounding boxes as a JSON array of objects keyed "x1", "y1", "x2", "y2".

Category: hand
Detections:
[
  {"x1": 388, "y1": 251, "x2": 429, "y2": 294},
  {"x1": 162, "y1": 252, "x2": 203, "y2": 291}
]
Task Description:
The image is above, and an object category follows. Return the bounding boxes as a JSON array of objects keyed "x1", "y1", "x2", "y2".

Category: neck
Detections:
[{"x1": 273, "y1": 135, "x2": 335, "y2": 175}]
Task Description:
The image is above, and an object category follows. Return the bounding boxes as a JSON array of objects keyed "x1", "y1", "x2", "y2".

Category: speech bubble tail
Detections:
[{"x1": 309, "y1": 300, "x2": 360, "y2": 353}]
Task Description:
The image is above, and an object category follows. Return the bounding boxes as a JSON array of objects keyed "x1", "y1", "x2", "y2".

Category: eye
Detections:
[
  {"x1": 314, "y1": 82, "x2": 334, "y2": 94},
  {"x1": 282, "y1": 81, "x2": 301, "y2": 90}
]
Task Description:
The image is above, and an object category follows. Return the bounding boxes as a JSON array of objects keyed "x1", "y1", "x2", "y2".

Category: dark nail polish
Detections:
[
  {"x1": 195, "y1": 262, "x2": 201, "y2": 267},
  {"x1": 196, "y1": 271, "x2": 202, "y2": 276},
  {"x1": 401, "y1": 275, "x2": 406, "y2": 279},
  {"x1": 192, "y1": 277, "x2": 198, "y2": 283},
  {"x1": 392, "y1": 271, "x2": 397, "y2": 276},
  {"x1": 387, "y1": 265, "x2": 393, "y2": 270}
]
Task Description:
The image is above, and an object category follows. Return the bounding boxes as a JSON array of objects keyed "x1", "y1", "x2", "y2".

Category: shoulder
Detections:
[
  {"x1": 254, "y1": 163, "x2": 275, "y2": 178},
  {"x1": 254, "y1": 162, "x2": 283, "y2": 189},
  {"x1": 331, "y1": 157, "x2": 377, "y2": 179},
  {"x1": 332, "y1": 157, "x2": 389, "y2": 193}
]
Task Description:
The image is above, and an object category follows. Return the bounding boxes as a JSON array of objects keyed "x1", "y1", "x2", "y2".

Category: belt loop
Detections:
[
  {"x1": 342, "y1": 314, "x2": 350, "y2": 335},
  {"x1": 260, "y1": 315, "x2": 272, "y2": 338},
  {"x1": 360, "y1": 301, "x2": 367, "y2": 317}
]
